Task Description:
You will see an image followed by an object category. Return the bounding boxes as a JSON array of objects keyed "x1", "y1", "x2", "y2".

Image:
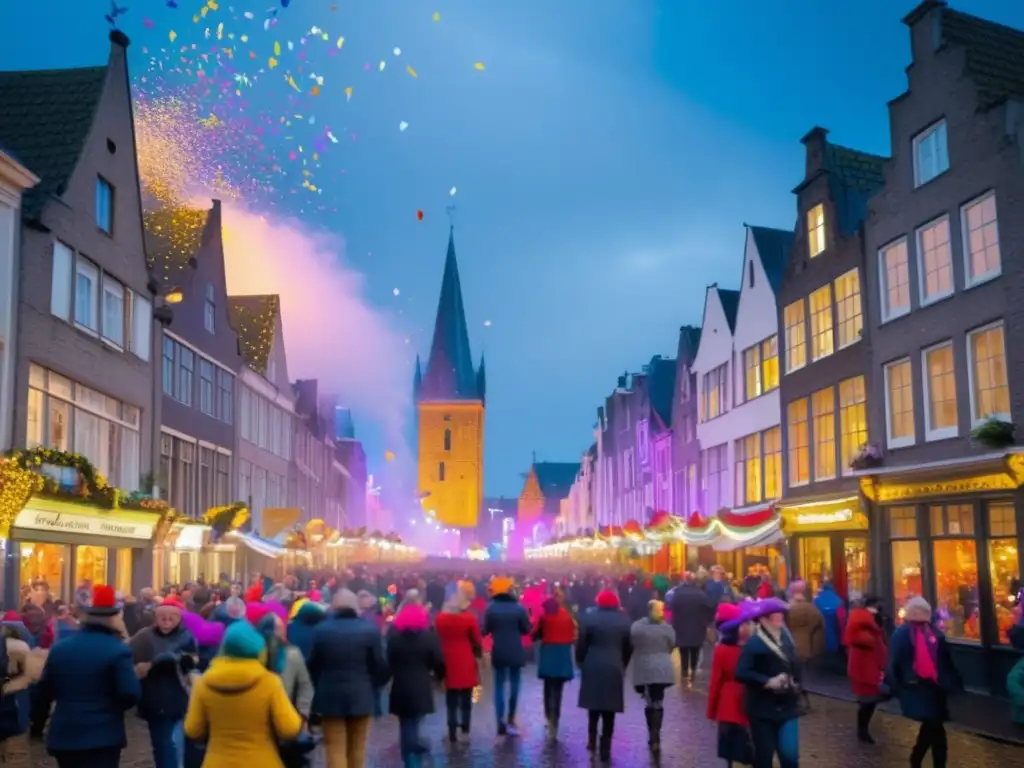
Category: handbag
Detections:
[
  {"x1": 757, "y1": 626, "x2": 811, "y2": 717},
  {"x1": 276, "y1": 675, "x2": 321, "y2": 763}
]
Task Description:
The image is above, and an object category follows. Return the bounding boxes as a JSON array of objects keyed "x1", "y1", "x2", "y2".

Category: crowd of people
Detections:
[{"x1": 0, "y1": 564, "x2": 1019, "y2": 768}]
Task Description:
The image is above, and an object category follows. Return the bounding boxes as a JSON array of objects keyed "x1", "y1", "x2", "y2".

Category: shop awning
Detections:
[
  {"x1": 11, "y1": 498, "x2": 159, "y2": 549},
  {"x1": 228, "y1": 531, "x2": 288, "y2": 558}
]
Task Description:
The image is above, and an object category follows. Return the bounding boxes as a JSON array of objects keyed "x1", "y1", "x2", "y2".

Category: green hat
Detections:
[{"x1": 219, "y1": 620, "x2": 265, "y2": 660}]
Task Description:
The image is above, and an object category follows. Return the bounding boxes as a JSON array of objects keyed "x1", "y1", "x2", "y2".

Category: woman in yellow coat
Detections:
[{"x1": 184, "y1": 620, "x2": 302, "y2": 768}]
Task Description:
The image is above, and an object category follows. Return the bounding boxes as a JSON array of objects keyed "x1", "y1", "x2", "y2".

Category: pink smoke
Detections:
[{"x1": 219, "y1": 204, "x2": 410, "y2": 448}]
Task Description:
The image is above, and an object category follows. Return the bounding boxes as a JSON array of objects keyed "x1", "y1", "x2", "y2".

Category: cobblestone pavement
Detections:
[{"x1": 6, "y1": 670, "x2": 1024, "y2": 767}]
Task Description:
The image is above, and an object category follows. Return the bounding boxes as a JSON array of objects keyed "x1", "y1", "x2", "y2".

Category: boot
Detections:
[
  {"x1": 587, "y1": 713, "x2": 598, "y2": 752},
  {"x1": 648, "y1": 708, "x2": 663, "y2": 753},
  {"x1": 856, "y1": 704, "x2": 875, "y2": 744},
  {"x1": 599, "y1": 717, "x2": 614, "y2": 762},
  {"x1": 447, "y1": 724, "x2": 458, "y2": 744}
]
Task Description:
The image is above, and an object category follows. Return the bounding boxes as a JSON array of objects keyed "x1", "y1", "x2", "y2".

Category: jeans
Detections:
[
  {"x1": 445, "y1": 689, "x2": 472, "y2": 734},
  {"x1": 542, "y1": 679, "x2": 565, "y2": 722},
  {"x1": 147, "y1": 717, "x2": 185, "y2": 768},
  {"x1": 911, "y1": 720, "x2": 947, "y2": 768},
  {"x1": 53, "y1": 749, "x2": 122, "y2": 768},
  {"x1": 398, "y1": 716, "x2": 423, "y2": 759},
  {"x1": 492, "y1": 666, "x2": 521, "y2": 723},
  {"x1": 749, "y1": 717, "x2": 799, "y2": 768}
]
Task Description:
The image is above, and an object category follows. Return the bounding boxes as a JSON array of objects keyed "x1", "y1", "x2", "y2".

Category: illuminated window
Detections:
[
  {"x1": 834, "y1": 268, "x2": 862, "y2": 348},
  {"x1": 809, "y1": 285, "x2": 834, "y2": 361},
  {"x1": 913, "y1": 119, "x2": 948, "y2": 187},
  {"x1": 838, "y1": 376, "x2": 867, "y2": 475},
  {"x1": 916, "y1": 216, "x2": 953, "y2": 305},
  {"x1": 886, "y1": 506, "x2": 921, "y2": 626},
  {"x1": 786, "y1": 399, "x2": 810, "y2": 487},
  {"x1": 884, "y1": 358, "x2": 914, "y2": 448},
  {"x1": 20, "y1": 543, "x2": 67, "y2": 602},
  {"x1": 702, "y1": 363, "x2": 727, "y2": 421},
  {"x1": 986, "y1": 502, "x2": 1018, "y2": 645},
  {"x1": 968, "y1": 322, "x2": 1010, "y2": 423},
  {"x1": 811, "y1": 387, "x2": 836, "y2": 481},
  {"x1": 76, "y1": 545, "x2": 108, "y2": 589},
  {"x1": 961, "y1": 191, "x2": 1001, "y2": 286},
  {"x1": 930, "y1": 503, "x2": 979, "y2": 643},
  {"x1": 807, "y1": 203, "x2": 826, "y2": 257},
  {"x1": 922, "y1": 342, "x2": 957, "y2": 440},
  {"x1": 734, "y1": 433, "x2": 762, "y2": 505},
  {"x1": 783, "y1": 300, "x2": 806, "y2": 374},
  {"x1": 703, "y1": 444, "x2": 728, "y2": 513},
  {"x1": 879, "y1": 238, "x2": 911, "y2": 322},
  {"x1": 443, "y1": 428, "x2": 451, "y2": 451},
  {"x1": 743, "y1": 344, "x2": 761, "y2": 401},
  {"x1": 763, "y1": 427, "x2": 782, "y2": 499},
  {"x1": 762, "y1": 335, "x2": 779, "y2": 392}
]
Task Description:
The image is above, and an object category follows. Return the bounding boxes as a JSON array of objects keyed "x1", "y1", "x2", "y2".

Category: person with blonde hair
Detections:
[{"x1": 630, "y1": 599, "x2": 676, "y2": 754}]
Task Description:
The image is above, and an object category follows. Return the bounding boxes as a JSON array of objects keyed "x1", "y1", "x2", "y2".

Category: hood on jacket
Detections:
[
  {"x1": 491, "y1": 593, "x2": 517, "y2": 605},
  {"x1": 202, "y1": 656, "x2": 271, "y2": 695},
  {"x1": 292, "y1": 600, "x2": 327, "y2": 626}
]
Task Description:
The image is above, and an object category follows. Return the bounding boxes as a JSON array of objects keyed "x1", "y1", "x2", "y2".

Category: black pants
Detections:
[
  {"x1": 28, "y1": 685, "x2": 49, "y2": 736},
  {"x1": 679, "y1": 646, "x2": 701, "y2": 679},
  {"x1": 587, "y1": 710, "x2": 615, "y2": 758},
  {"x1": 444, "y1": 688, "x2": 472, "y2": 734},
  {"x1": 911, "y1": 720, "x2": 947, "y2": 768},
  {"x1": 542, "y1": 679, "x2": 566, "y2": 721},
  {"x1": 53, "y1": 749, "x2": 122, "y2": 768}
]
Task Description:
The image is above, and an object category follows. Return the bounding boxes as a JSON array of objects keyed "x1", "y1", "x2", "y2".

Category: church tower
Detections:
[{"x1": 414, "y1": 227, "x2": 485, "y2": 529}]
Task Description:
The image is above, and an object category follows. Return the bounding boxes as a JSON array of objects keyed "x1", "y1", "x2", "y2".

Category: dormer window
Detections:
[
  {"x1": 807, "y1": 203, "x2": 826, "y2": 258},
  {"x1": 913, "y1": 120, "x2": 949, "y2": 188},
  {"x1": 95, "y1": 177, "x2": 113, "y2": 234}
]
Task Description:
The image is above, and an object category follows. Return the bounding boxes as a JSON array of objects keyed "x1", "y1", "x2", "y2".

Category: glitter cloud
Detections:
[{"x1": 220, "y1": 206, "x2": 410, "y2": 445}]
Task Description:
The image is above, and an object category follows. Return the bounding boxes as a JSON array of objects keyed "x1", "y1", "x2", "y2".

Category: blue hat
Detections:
[{"x1": 219, "y1": 620, "x2": 265, "y2": 660}]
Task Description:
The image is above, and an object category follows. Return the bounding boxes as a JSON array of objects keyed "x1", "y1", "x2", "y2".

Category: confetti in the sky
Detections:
[
  {"x1": 474, "y1": 62, "x2": 486, "y2": 71},
  {"x1": 399, "y1": 121, "x2": 409, "y2": 132},
  {"x1": 406, "y1": 65, "x2": 418, "y2": 79},
  {"x1": 168, "y1": 30, "x2": 177, "y2": 42},
  {"x1": 449, "y1": 186, "x2": 457, "y2": 196},
  {"x1": 416, "y1": 210, "x2": 424, "y2": 221},
  {"x1": 484, "y1": 320, "x2": 492, "y2": 327},
  {"x1": 433, "y1": 12, "x2": 440, "y2": 22},
  {"x1": 378, "y1": 60, "x2": 386, "y2": 72},
  {"x1": 393, "y1": 47, "x2": 402, "y2": 56},
  {"x1": 393, "y1": 288, "x2": 401, "y2": 296}
]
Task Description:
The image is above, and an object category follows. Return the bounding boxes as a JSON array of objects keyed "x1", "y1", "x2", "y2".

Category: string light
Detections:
[
  {"x1": 144, "y1": 203, "x2": 208, "y2": 278},
  {"x1": 228, "y1": 296, "x2": 279, "y2": 374},
  {"x1": 0, "y1": 458, "x2": 43, "y2": 537}
]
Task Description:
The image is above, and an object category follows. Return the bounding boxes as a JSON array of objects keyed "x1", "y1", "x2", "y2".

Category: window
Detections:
[
  {"x1": 239, "y1": 386, "x2": 251, "y2": 441},
  {"x1": 783, "y1": 300, "x2": 806, "y2": 373},
  {"x1": 637, "y1": 420, "x2": 649, "y2": 463},
  {"x1": 74, "y1": 258, "x2": 99, "y2": 332},
  {"x1": 161, "y1": 337, "x2": 174, "y2": 395},
  {"x1": 743, "y1": 345, "x2": 762, "y2": 401},
  {"x1": 701, "y1": 363, "x2": 727, "y2": 421},
  {"x1": 131, "y1": 292, "x2": 151, "y2": 361},
  {"x1": 177, "y1": 346, "x2": 194, "y2": 407},
  {"x1": 438, "y1": 462, "x2": 446, "y2": 482},
  {"x1": 786, "y1": 398, "x2": 810, "y2": 487},
  {"x1": 916, "y1": 216, "x2": 953, "y2": 305},
  {"x1": 807, "y1": 203, "x2": 826, "y2": 257},
  {"x1": 930, "y1": 503, "x2": 979, "y2": 643},
  {"x1": 968, "y1": 322, "x2": 1010, "y2": 423},
  {"x1": 886, "y1": 506, "x2": 922, "y2": 625},
  {"x1": 987, "y1": 502, "x2": 1018, "y2": 645},
  {"x1": 834, "y1": 269, "x2": 862, "y2": 349},
  {"x1": 811, "y1": 387, "x2": 836, "y2": 481},
  {"x1": 217, "y1": 370, "x2": 233, "y2": 424},
  {"x1": 159, "y1": 434, "x2": 173, "y2": 501},
  {"x1": 734, "y1": 433, "x2": 762, "y2": 505},
  {"x1": 703, "y1": 444, "x2": 727, "y2": 513},
  {"x1": 101, "y1": 275, "x2": 125, "y2": 348},
  {"x1": 808, "y1": 285, "x2": 834, "y2": 362},
  {"x1": 747, "y1": 260, "x2": 755, "y2": 288},
  {"x1": 923, "y1": 342, "x2": 957, "y2": 440},
  {"x1": 879, "y1": 239, "x2": 911, "y2": 322},
  {"x1": 961, "y1": 191, "x2": 1001, "y2": 286},
  {"x1": 839, "y1": 376, "x2": 867, "y2": 475},
  {"x1": 95, "y1": 177, "x2": 113, "y2": 233},
  {"x1": 204, "y1": 283, "x2": 216, "y2": 333},
  {"x1": 913, "y1": 119, "x2": 949, "y2": 187},
  {"x1": 199, "y1": 447, "x2": 213, "y2": 515},
  {"x1": 679, "y1": 371, "x2": 690, "y2": 402},
  {"x1": 26, "y1": 365, "x2": 140, "y2": 491},
  {"x1": 763, "y1": 427, "x2": 782, "y2": 499},
  {"x1": 761, "y1": 336, "x2": 779, "y2": 393},
  {"x1": 199, "y1": 359, "x2": 215, "y2": 416},
  {"x1": 884, "y1": 358, "x2": 914, "y2": 448},
  {"x1": 51, "y1": 242, "x2": 73, "y2": 320}
]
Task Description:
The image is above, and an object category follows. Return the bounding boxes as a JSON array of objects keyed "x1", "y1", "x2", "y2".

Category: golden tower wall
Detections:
[{"x1": 417, "y1": 400, "x2": 484, "y2": 529}]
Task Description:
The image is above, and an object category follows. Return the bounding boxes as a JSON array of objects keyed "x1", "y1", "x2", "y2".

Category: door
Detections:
[
  {"x1": 843, "y1": 536, "x2": 870, "y2": 603},
  {"x1": 798, "y1": 536, "x2": 833, "y2": 595}
]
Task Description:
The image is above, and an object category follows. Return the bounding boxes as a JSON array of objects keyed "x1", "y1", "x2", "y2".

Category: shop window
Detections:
[
  {"x1": 929, "y1": 503, "x2": 974, "y2": 536},
  {"x1": 986, "y1": 502, "x2": 1019, "y2": 645},
  {"x1": 891, "y1": 539, "x2": 923, "y2": 625},
  {"x1": 115, "y1": 549, "x2": 132, "y2": 596},
  {"x1": 844, "y1": 537, "x2": 869, "y2": 604},
  {"x1": 930, "y1": 503, "x2": 980, "y2": 643},
  {"x1": 811, "y1": 387, "x2": 836, "y2": 481},
  {"x1": 887, "y1": 506, "x2": 918, "y2": 538},
  {"x1": 76, "y1": 545, "x2": 108, "y2": 588},
  {"x1": 798, "y1": 536, "x2": 832, "y2": 595},
  {"x1": 20, "y1": 543, "x2": 66, "y2": 601}
]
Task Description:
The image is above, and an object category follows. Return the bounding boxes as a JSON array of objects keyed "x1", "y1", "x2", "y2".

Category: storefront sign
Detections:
[
  {"x1": 795, "y1": 509, "x2": 853, "y2": 526},
  {"x1": 876, "y1": 474, "x2": 1016, "y2": 502},
  {"x1": 15, "y1": 508, "x2": 154, "y2": 541}
]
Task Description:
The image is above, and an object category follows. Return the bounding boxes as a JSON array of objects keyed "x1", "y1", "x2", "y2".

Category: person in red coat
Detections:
[
  {"x1": 843, "y1": 595, "x2": 889, "y2": 744},
  {"x1": 534, "y1": 588, "x2": 577, "y2": 739},
  {"x1": 435, "y1": 592, "x2": 483, "y2": 743},
  {"x1": 707, "y1": 602, "x2": 753, "y2": 766}
]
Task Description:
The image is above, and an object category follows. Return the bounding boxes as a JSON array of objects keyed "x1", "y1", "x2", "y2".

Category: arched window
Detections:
[
  {"x1": 439, "y1": 462, "x2": 446, "y2": 481},
  {"x1": 443, "y1": 428, "x2": 452, "y2": 451}
]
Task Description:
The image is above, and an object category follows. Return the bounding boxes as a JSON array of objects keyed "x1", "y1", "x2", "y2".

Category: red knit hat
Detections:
[
  {"x1": 158, "y1": 597, "x2": 185, "y2": 612},
  {"x1": 2, "y1": 611, "x2": 20, "y2": 622},
  {"x1": 84, "y1": 585, "x2": 121, "y2": 616},
  {"x1": 715, "y1": 602, "x2": 741, "y2": 627},
  {"x1": 596, "y1": 590, "x2": 620, "y2": 609}
]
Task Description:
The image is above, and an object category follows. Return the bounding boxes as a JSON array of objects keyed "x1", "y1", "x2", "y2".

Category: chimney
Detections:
[
  {"x1": 902, "y1": 0, "x2": 947, "y2": 65},
  {"x1": 800, "y1": 126, "x2": 830, "y2": 179},
  {"x1": 109, "y1": 29, "x2": 131, "y2": 49}
]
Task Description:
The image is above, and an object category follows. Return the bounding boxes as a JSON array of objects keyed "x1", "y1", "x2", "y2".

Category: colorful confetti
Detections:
[
  {"x1": 393, "y1": 288, "x2": 401, "y2": 296},
  {"x1": 416, "y1": 210, "x2": 424, "y2": 221},
  {"x1": 406, "y1": 65, "x2": 418, "y2": 79},
  {"x1": 399, "y1": 121, "x2": 409, "y2": 132},
  {"x1": 474, "y1": 62, "x2": 486, "y2": 71},
  {"x1": 449, "y1": 187, "x2": 457, "y2": 196}
]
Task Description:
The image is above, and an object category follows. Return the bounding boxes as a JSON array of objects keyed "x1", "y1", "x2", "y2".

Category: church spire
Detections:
[{"x1": 420, "y1": 227, "x2": 480, "y2": 401}]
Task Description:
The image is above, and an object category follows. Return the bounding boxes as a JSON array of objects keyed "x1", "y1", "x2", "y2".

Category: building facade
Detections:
[
  {"x1": 859, "y1": 1, "x2": 1024, "y2": 691},
  {"x1": 293, "y1": 378, "x2": 348, "y2": 531},
  {"x1": 414, "y1": 229, "x2": 486, "y2": 529},
  {"x1": 561, "y1": 445, "x2": 597, "y2": 536},
  {"x1": 776, "y1": 129, "x2": 884, "y2": 602},
  {"x1": 670, "y1": 326, "x2": 702, "y2": 519},
  {"x1": 151, "y1": 200, "x2": 243, "y2": 520},
  {"x1": 330, "y1": 406, "x2": 368, "y2": 530},
  {"x1": 517, "y1": 461, "x2": 579, "y2": 546},
  {"x1": 0, "y1": 31, "x2": 161, "y2": 600},
  {"x1": 646, "y1": 356, "x2": 677, "y2": 519}
]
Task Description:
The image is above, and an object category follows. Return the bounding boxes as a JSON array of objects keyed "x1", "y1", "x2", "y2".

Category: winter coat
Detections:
[
  {"x1": 735, "y1": 628, "x2": 803, "y2": 723},
  {"x1": 813, "y1": 584, "x2": 846, "y2": 653},
  {"x1": 386, "y1": 626, "x2": 445, "y2": 717},
  {"x1": 534, "y1": 606, "x2": 576, "y2": 681},
  {"x1": 885, "y1": 622, "x2": 960, "y2": 723},
  {"x1": 576, "y1": 607, "x2": 633, "y2": 713},
  {"x1": 35, "y1": 622, "x2": 141, "y2": 753},
  {"x1": 307, "y1": 613, "x2": 389, "y2": 719},
  {"x1": 669, "y1": 584, "x2": 714, "y2": 648},
  {"x1": 483, "y1": 594, "x2": 530, "y2": 669},
  {"x1": 1007, "y1": 655, "x2": 1024, "y2": 725},
  {"x1": 705, "y1": 579, "x2": 734, "y2": 605},
  {"x1": 286, "y1": 602, "x2": 325, "y2": 664},
  {"x1": 130, "y1": 623, "x2": 198, "y2": 721},
  {"x1": 435, "y1": 608, "x2": 482, "y2": 690},
  {"x1": 184, "y1": 656, "x2": 302, "y2": 768},
  {"x1": 843, "y1": 608, "x2": 888, "y2": 698},
  {"x1": 786, "y1": 597, "x2": 825, "y2": 662},
  {"x1": 278, "y1": 646, "x2": 314, "y2": 719},
  {"x1": 629, "y1": 618, "x2": 676, "y2": 687},
  {"x1": 707, "y1": 643, "x2": 747, "y2": 726}
]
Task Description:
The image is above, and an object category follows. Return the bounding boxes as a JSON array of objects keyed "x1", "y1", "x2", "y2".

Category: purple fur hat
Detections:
[
  {"x1": 264, "y1": 600, "x2": 289, "y2": 622},
  {"x1": 720, "y1": 597, "x2": 789, "y2": 632},
  {"x1": 180, "y1": 609, "x2": 226, "y2": 647}
]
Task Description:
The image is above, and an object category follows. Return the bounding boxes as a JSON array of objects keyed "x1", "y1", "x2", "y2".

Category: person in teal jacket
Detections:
[{"x1": 1008, "y1": 617, "x2": 1024, "y2": 725}]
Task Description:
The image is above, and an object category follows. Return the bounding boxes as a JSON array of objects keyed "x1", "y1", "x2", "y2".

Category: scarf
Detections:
[{"x1": 910, "y1": 622, "x2": 938, "y2": 683}]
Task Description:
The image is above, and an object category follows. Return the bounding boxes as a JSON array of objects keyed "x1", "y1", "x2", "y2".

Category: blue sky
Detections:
[{"x1": 3, "y1": 0, "x2": 1022, "y2": 502}]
